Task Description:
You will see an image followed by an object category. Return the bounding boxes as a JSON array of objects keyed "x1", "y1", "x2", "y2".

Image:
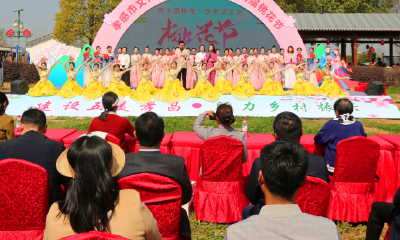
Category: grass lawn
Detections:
[{"x1": 42, "y1": 90, "x2": 400, "y2": 240}]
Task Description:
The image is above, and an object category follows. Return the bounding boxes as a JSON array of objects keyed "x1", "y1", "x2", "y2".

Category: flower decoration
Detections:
[
  {"x1": 244, "y1": 55, "x2": 249, "y2": 59},
  {"x1": 104, "y1": 54, "x2": 110, "y2": 60},
  {"x1": 297, "y1": 54, "x2": 302, "y2": 59},
  {"x1": 94, "y1": 52, "x2": 99, "y2": 57},
  {"x1": 270, "y1": 58, "x2": 276, "y2": 62},
  {"x1": 94, "y1": 59, "x2": 100, "y2": 63},
  {"x1": 83, "y1": 53, "x2": 89, "y2": 58},
  {"x1": 284, "y1": 16, "x2": 296, "y2": 28},
  {"x1": 22, "y1": 29, "x2": 32, "y2": 39},
  {"x1": 103, "y1": 13, "x2": 115, "y2": 25},
  {"x1": 310, "y1": 53, "x2": 316, "y2": 59},
  {"x1": 372, "y1": 98, "x2": 390, "y2": 108},
  {"x1": 367, "y1": 113, "x2": 379, "y2": 118},
  {"x1": 6, "y1": 29, "x2": 14, "y2": 38},
  {"x1": 113, "y1": 60, "x2": 120, "y2": 64},
  {"x1": 172, "y1": 56, "x2": 179, "y2": 62}
]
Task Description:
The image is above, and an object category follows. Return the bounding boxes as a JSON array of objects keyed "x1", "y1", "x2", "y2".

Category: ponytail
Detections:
[{"x1": 99, "y1": 92, "x2": 118, "y2": 121}]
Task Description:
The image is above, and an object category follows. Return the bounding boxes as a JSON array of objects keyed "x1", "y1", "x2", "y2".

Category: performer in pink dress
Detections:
[
  {"x1": 142, "y1": 46, "x2": 152, "y2": 68},
  {"x1": 151, "y1": 48, "x2": 163, "y2": 88},
  {"x1": 280, "y1": 48, "x2": 286, "y2": 83},
  {"x1": 257, "y1": 47, "x2": 268, "y2": 84},
  {"x1": 161, "y1": 48, "x2": 172, "y2": 86},
  {"x1": 130, "y1": 46, "x2": 142, "y2": 88},
  {"x1": 284, "y1": 46, "x2": 297, "y2": 89},
  {"x1": 248, "y1": 49, "x2": 261, "y2": 91},
  {"x1": 270, "y1": 45, "x2": 282, "y2": 83},
  {"x1": 203, "y1": 44, "x2": 218, "y2": 85},
  {"x1": 215, "y1": 49, "x2": 221, "y2": 79},
  {"x1": 232, "y1": 48, "x2": 242, "y2": 87},
  {"x1": 221, "y1": 49, "x2": 233, "y2": 82},
  {"x1": 186, "y1": 48, "x2": 197, "y2": 89}
]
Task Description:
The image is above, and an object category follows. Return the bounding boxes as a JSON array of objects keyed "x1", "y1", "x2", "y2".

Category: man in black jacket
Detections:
[
  {"x1": 243, "y1": 111, "x2": 329, "y2": 219},
  {"x1": 0, "y1": 108, "x2": 65, "y2": 206},
  {"x1": 117, "y1": 112, "x2": 192, "y2": 240}
]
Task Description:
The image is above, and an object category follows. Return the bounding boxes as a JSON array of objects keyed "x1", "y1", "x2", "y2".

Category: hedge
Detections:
[
  {"x1": 3, "y1": 62, "x2": 40, "y2": 84},
  {"x1": 349, "y1": 66, "x2": 400, "y2": 86}
]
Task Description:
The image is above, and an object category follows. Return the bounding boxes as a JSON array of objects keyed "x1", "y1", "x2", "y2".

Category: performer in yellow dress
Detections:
[
  {"x1": 106, "y1": 62, "x2": 134, "y2": 98},
  {"x1": 316, "y1": 63, "x2": 350, "y2": 98},
  {"x1": 292, "y1": 64, "x2": 319, "y2": 96},
  {"x1": 231, "y1": 62, "x2": 257, "y2": 100},
  {"x1": 29, "y1": 59, "x2": 59, "y2": 97},
  {"x1": 57, "y1": 57, "x2": 88, "y2": 98},
  {"x1": 214, "y1": 59, "x2": 239, "y2": 94},
  {"x1": 81, "y1": 59, "x2": 112, "y2": 100},
  {"x1": 154, "y1": 60, "x2": 189, "y2": 104},
  {"x1": 188, "y1": 62, "x2": 222, "y2": 102},
  {"x1": 258, "y1": 61, "x2": 288, "y2": 96},
  {"x1": 131, "y1": 58, "x2": 161, "y2": 103}
]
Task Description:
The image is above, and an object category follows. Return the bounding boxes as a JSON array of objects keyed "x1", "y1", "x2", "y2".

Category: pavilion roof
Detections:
[{"x1": 291, "y1": 13, "x2": 400, "y2": 32}]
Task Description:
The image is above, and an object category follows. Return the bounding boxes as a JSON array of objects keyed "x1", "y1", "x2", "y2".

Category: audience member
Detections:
[
  {"x1": 43, "y1": 135, "x2": 161, "y2": 240},
  {"x1": 314, "y1": 98, "x2": 366, "y2": 171},
  {"x1": 0, "y1": 92, "x2": 15, "y2": 142},
  {"x1": 366, "y1": 187, "x2": 400, "y2": 240},
  {"x1": 225, "y1": 140, "x2": 341, "y2": 240},
  {"x1": 244, "y1": 112, "x2": 329, "y2": 219},
  {"x1": 116, "y1": 112, "x2": 192, "y2": 240},
  {"x1": 0, "y1": 108, "x2": 64, "y2": 205},
  {"x1": 193, "y1": 103, "x2": 247, "y2": 162},
  {"x1": 376, "y1": 58, "x2": 383, "y2": 67},
  {"x1": 88, "y1": 92, "x2": 135, "y2": 149}
]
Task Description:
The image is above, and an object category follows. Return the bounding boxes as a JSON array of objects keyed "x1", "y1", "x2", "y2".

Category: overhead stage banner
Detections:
[{"x1": 6, "y1": 95, "x2": 400, "y2": 119}]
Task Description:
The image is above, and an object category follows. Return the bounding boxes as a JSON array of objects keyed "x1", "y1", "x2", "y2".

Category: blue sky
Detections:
[{"x1": 0, "y1": 0, "x2": 60, "y2": 47}]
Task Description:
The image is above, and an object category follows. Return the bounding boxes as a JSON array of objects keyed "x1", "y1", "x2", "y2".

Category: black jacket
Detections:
[
  {"x1": 117, "y1": 151, "x2": 192, "y2": 204},
  {"x1": 246, "y1": 152, "x2": 329, "y2": 215},
  {"x1": 0, "y1": 130, "x2": 65, "y2": 206}
]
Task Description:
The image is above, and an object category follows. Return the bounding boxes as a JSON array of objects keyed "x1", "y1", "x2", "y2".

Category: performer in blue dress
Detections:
[{"x1": 319, "y1": 45, "x2": 335, "y2": 70}]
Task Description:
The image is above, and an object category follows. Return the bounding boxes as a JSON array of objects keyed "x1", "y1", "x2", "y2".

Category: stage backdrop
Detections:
[{"x1": 116, "y1": 0, "x2": 279, "y2": 53}]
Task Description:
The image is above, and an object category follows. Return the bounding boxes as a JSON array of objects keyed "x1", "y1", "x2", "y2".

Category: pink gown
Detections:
[
  {"x1": 151, "y1": 55, "x2": 163, "y2": 88},
  {"x1": 248, "y1": 56, "x2": 261, "y2": 90},
  {"x1": 220, "y1": 56, "x2": 233, "y2": 81},
  {"x1": 256, "y1": 55, "x2": 267, "y2": 86},
  {"x1": 270, "y1": 53, "x2": 282, "y2": 83},
  {"x1": 130, "y1": 54, "x2": 142, "y2": 87},
  {"x1": 185, "y1": 55, "x2": 197, "y2": 89},
  {"x1": 232, "y1": 56, "x2": 242, "y2": 86},
  {"x1": 203, "y1": 52, "x2": 217, "y2": 85}
]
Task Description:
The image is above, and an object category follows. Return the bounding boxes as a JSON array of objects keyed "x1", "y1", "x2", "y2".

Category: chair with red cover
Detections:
[
  {"x1": 194, "y1": 136, "x2": 247, "y2": 223},
  {"x1": 59, "y1": 231, "x2": 130, "y2": 239},
  {"x1": 326, "y1": 136, "x2": 380, "y2": 222},
  {"x1": 0, "y1": 159, "x2": 49, "y2": 239},
  {"x1": 105, "y1": 134, "x2": 120, "y2": 147},
  {"x1": 118, "y1": 173, "x2": 182, "y2": 240},
  {"x1": 296, "y1": 176, "x2": 331, "y2": 217}
]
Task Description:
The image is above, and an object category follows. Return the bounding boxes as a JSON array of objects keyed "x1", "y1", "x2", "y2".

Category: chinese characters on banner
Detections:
[
  {"x1": 157, "y1": 7, "x2": 242, "y2": 15},
  {"x1": 245, "y1": 0, "x2": 284, "y2": 29}
]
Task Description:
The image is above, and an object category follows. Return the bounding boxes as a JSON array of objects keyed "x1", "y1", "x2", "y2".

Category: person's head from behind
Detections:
[
  {"x1": 259, "y1": 140, "x2": 309, "y2": 203},
  {"x1": 0, "y1": 92, "x2": 9, "y2": 116},
  {"x1": 99, "y1": 92, "x2": 123, "y2": 121},
  {"x1": 334, "y1": 98, "x2": 353, "y2": 117},
  {"x1": 216, "y1": 103, "x2": 235, "y2": 126},
  {"x1": 21, "y1": 108, "x2": 47, "y2": 135},
  {"x1": 273, "y1": 112, "x2": 302, "y2": 142},
  {"x1": 57, "y1": 136, "x2": 123, "y2": 233},
  {"x1": 135, "y1": 112, "x2": 164, "y2": 149}
]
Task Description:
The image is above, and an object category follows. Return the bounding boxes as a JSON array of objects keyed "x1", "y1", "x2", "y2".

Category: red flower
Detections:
[
  {"x1": 83, "y1": 53, "x2": 89, "y2": 58},
  {"x1": 104, "y1": 54, "x2": 109, "y2": 60},
  {"x1": 6, "y1": 29, "x2": 14, "y2": 38},
  {"x1": 168, "y1": 52, "x2": 174, "y2": 56},
  {"x1": 229, "y1": 53, "x2": 234, "y2": 58},
  {"x1": 244, "y1": 55, "x2": 249, "y2": 59},
  {"x1": 297, "y1": 54, "x2": 302, "y2": 59},
  {"x1": 23, "y1": 29, "x2": 32, "y2": 38},
  {"x1": 94, "y1": 52, "x2": 99, "y2": 57},
  {"x1": 310, "y1": 53, "x2": 316, "y2": 59}
]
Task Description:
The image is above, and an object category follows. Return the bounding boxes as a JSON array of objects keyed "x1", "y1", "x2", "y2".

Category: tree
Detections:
[
  {"x1": 54, "y1": 0, "x2": 121, "y2": 46},
  {"x1": 0, "y1": 28, "x2": 8, "y2": 48}
]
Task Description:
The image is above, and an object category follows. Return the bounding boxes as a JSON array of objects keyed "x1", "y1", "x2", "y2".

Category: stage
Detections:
[{"x1": 6, "y1": 94, "x2": 400, "y2": 119}]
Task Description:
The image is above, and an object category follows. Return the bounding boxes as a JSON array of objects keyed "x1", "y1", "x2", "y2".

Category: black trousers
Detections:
[
  {"x1": 121, "y1": 70, "x2": 131, "y2": 87},
  {"x1": 177, "y1": 68, "x2": 187, "y2": 90},
  {"x1": 366, "y1": 202, "x2": 396, "y2": 240},
  {"x1": 180, "y1": 209, "x2": 191, "y2": 240}
]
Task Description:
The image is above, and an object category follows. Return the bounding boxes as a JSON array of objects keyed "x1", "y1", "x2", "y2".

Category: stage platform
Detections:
[{"x1": 6, "y1": 94, "x2": 400, "y2": 119}]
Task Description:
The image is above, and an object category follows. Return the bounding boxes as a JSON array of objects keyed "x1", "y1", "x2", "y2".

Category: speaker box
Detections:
[
  {"x1": 365, "y1": 81, "x2": 384, "y2": 96},
  {"x1": 11, "y1": 80, "x2": 29, "y2": 95}
]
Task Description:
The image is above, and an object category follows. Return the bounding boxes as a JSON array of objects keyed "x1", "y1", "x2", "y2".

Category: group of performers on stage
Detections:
[{"x1": 29, "y1": 42, "x2": 355, "y2": 103}]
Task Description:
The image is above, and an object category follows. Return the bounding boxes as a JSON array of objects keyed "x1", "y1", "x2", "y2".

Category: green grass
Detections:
[
  {"x1": 360, "y1": 119, "x2": 400, "y2": 134},
  {"x1": 386, "y1": 86, "x2": 400, "y2": 95}
]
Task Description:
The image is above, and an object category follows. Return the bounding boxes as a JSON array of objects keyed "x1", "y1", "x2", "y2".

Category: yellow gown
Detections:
[
  {"x1": 214, "y1": 69, "x2": 233, "y2": 94},
  {"x1": 257, "y1": 71, "x2": 287, "y2": 96},
  {"x1": 154, "y1": 69, "x2": 189, "y2": 103},
  {"x1": 132, "y1": 70, "x2": 159, "y2": 103},
  {"x1": 315, "y1": 72, "x2": 349, "y2": 98},
  {"x1": 28, "y1": 70, "x2": 58, "y2": 97},
  {"x1": 293, "y1": 72, "x2": 317, "y2": 96},
  {"x1": 57, "y1": 70, "x2": 84, "y2": 98},
  {"x1": 189, "y1": 70, "x2": 223, "y2": 102},
  {"x1": 106, "y1": 71, "x2": 134, "y2": 98},
  {"x1": 82, "y1": 71, "x2": 107, "y2": 100},
  {"x1": 231, "y1": 72, "x2": 256, "y2": 100}
]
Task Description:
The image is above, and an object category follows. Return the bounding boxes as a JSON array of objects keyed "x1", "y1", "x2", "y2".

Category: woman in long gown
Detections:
[
  {"x1": 284, "y1": 46, "x2": 297, "y2": 90},
  {"x1": 142, "y1": 46, "x2": 152, "y2": 66},
  {"x1": 82, "y1": 59, "x2": 112, "y2": 100},
  {"x1": 247, "y1": 49, "x2": 261, "y2": 91},
  {"x1": 257, "y1": 47, "x2": 268, "y2": 85},
  {"x1": 315, "y1": 63, "x2": 350, "y2": 98},
  {"x1": 221, "y1": 49, "x2": 234, "y2": 82},
  {"x1": 270, "y1": 45, "x2": 282, "y2": 83},
  {"x1": 130, "y1": 46, "x2": 142, "y2": 88},
  {"x1": 151, "y1": 49, "x2": 163, "y2": 88},
  {"x1": 292, "y1": 64, "x2": 319, "y2": 96},
  {"x1": 131, "y1": 58, "x2": 161, "y2": 103},
  {"x1": 188, "y1": 62, "x2": 222, "y2": 102},
  {"x1": 231, "y1": 62, "x2": 257, "y2": 100},
  {"x1": 29, "y1": 60, "x2": 60, "y2": 97},
  {"x1": 203, "y1": 44, "x2": 218, "y2": 86},
  {"x1": 106, "y1": 63, "x2": 134, "y2": 97},
  {"x1": 57, "y1": 58, "x2": 88, "y2": 98},
  {"x1": 214, "y1": 59, "x2": 238, "y2": 95},
  {"x1": 186, "y1": 48, "x2": 198, "y2": 89},
  {"x1": 82, "y1": 47, "x2": 93, "y2": 87},
  {"x1": 155, "y1": 60, "x2": 189, "y2": 104},
  {"x1": 103, "y1": 46, "x2": 115, "y2": 88},
  {"x1": 232, "y1": 48, "x2": 242, "y2": 87},
  {"x1": 258, "y1": 62, "x2": 288, "y2": 96}
]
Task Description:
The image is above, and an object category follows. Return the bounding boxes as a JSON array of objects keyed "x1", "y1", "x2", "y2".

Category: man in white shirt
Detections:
[
  {"x1": 224, "y1": 140, "x2": 342, "y2": 240},
  {"x1": 195, "y1": 45, "x2": 206, "y2": 67},
  {"x1": 119, "y1": 47, "x2": 131, "y2": 86}
]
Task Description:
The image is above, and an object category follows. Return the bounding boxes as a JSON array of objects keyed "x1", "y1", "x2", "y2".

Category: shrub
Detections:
[{"x1": 3, "y1": 62, "x2": 40, "y2": 84}]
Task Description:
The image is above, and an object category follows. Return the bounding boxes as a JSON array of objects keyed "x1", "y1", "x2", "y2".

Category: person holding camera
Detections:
[{"x1": 193, "y1": 103, "x2": 247, "y2": 163}]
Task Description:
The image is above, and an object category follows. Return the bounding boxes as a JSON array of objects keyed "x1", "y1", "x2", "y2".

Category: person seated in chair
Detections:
[
  {"x1": 193, "y1": 103, "x2": 247, "y2": 163},
  {"x1": 0, "y1": 92, "x2": 15, "y2": 142},
  {"x1": 225, "y1": 140, "x2": 341, "y2": 240},
  {"x1": 314, "y1": 98, "x2": 366, "y2": 172},
  {"x1": 0, "y1": 108, "x2": 65, "y2": 205},
  {"x1": 244, "y1": 111, "x2": 330, "y2": 219},
  {"x1": 116, "y1": 112, "x2": 192, "y2": 240}
]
